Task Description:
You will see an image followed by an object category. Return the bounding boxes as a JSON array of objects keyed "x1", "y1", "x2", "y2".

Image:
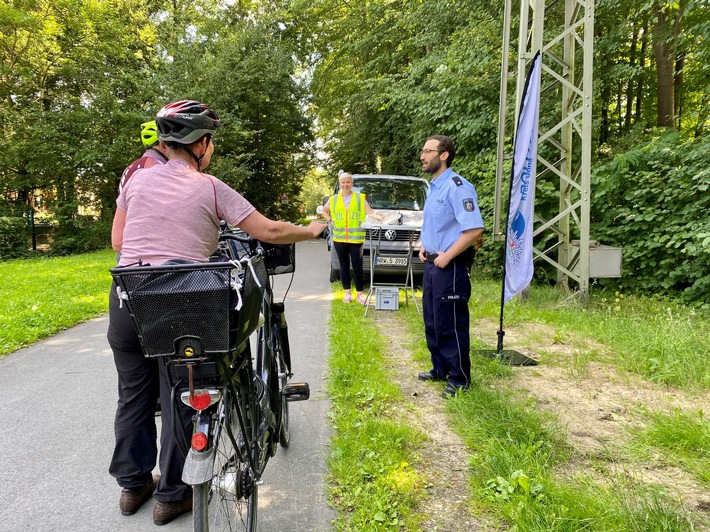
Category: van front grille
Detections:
[{"x1": 365, "y1": 228, "x2": 420, "y2": 243}]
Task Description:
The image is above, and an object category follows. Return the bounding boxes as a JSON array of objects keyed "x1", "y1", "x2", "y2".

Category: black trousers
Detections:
[
  {"x1": 333, "y1": 241, "x2": 364, "y2": 292},
  {"x1": 107, "y1": 283, "x2": 193, "y2": 503},
  {"x1": 422, "y1": 260, "x2": 471, "y2": 387}
]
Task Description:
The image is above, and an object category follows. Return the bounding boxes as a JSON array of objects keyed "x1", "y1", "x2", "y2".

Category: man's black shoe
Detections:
[
  {"x1": 418, "y1": 370, "x2": 446, "y2": 382},
  {"x1": 441, "y1": 383, "x2": 469, "y2": 399}
]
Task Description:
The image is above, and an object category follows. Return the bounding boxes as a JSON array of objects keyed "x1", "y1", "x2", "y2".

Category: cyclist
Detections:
[
  {"x1": 108, "y1": 100, "x2": 325, "y2": 525},
  {"x1": 118, "y1": 120, "x2": 168, "y2": 194}
]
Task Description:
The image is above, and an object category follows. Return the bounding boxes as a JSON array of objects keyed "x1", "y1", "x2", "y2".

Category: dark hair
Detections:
[
  {"x1": 164, "y1": 134, "x2": 211, "y2": 151},
  {"x1": 427, "y1": 135, "x2": 455, "y2": 167}
]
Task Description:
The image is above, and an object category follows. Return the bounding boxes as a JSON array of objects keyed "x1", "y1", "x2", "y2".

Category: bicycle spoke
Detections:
[{"x1": 196, "y1": 385, "x2": 258, "y2": 532}]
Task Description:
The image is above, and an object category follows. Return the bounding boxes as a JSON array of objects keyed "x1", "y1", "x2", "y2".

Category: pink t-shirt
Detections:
[{"x1": 117, "y1": 158, "x2": 255, "y2": 266}]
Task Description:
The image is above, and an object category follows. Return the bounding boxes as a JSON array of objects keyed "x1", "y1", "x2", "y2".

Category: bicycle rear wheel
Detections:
[{"x1": 194, "y1": 367, "x2": 259, "y2": 531}]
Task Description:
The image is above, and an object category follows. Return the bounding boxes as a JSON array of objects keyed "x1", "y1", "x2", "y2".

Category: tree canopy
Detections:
[{"x1": 0, "y1": 0, "x2": 707, "y2": 302}]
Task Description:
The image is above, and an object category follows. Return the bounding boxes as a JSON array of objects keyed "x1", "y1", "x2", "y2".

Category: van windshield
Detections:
[{"x1": 352, "y1": 178, "x2": 428, "y2": 211}]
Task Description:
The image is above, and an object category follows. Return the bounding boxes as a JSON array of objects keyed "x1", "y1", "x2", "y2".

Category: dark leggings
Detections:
[{"x1": 333, "y1": 241, "x2": 364, "y2": 292}]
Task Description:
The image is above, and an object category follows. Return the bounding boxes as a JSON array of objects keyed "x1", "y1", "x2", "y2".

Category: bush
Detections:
[
  {"x1": 0, "y1": 217, "x2": 30, "y2": 260},
  {"x1": 591, "y1": 130, "x2": 710, "y2": 305},
  {"x1": 50, "y1": 216, "x2": 112, "y2": 255}
]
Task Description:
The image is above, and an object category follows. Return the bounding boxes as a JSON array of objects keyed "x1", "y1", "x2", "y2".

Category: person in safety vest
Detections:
[{"x1": 321, "y1": 171, "x2": 373, "y2": 304}]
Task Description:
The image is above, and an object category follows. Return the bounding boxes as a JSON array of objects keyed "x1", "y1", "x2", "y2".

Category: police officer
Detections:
[{"x1": 417, "y1": 135, "x2": 484, "y2": 398}]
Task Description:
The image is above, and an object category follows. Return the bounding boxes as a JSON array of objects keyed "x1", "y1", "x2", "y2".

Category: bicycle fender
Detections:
[{"x1": 182, "y1": 447, "x2": 216, "y2": 485}]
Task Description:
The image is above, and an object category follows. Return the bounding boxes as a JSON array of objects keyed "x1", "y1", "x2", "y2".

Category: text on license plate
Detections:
[{"x1": 375, "y1": 257, "x2": 407, "y2": 266}]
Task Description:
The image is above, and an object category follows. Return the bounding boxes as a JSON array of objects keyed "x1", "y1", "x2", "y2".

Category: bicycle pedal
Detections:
[{"x1": 283, "y1": 382, "x2": 310, "y2": 402}]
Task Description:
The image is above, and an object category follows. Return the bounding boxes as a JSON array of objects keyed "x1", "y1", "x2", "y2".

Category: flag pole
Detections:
[
  {"x1": 496, "y1": 135, "x2": 518, "y2": 354},
  {"x1": 480, "y1": 51, "x2": 542, "y2": 367}
]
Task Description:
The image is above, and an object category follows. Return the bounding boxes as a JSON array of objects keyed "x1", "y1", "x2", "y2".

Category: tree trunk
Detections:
[
  {"x1": 653, "y1": 14, "x2": 675, "y2": 127},
  {"x1": 625, "y1": 22, "x2": 639, "y2": 130},
  {"x1": 636, "y1": 13, "x2": 648, "y2": 121},
  {"x1": 652, "y1": 1, "x2": 684, "y2": 128}
]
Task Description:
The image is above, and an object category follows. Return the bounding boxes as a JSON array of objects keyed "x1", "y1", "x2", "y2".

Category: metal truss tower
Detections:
[{"x1": 494, "y1": 0, "x2": 596, "y2": 302}]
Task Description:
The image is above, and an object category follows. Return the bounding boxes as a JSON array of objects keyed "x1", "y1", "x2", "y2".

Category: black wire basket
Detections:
[{"x1": 111, "y1": 258, "x2": 266, "y2": 358}]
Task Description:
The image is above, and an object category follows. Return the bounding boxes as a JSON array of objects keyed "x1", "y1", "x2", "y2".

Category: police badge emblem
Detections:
[{"x1": 463, "y1": 198, "x2": 475, "y2": 212}]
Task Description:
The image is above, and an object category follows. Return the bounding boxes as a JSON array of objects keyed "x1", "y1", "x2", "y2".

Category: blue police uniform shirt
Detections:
[{"x1": 421, "y1": 167, "x2": 484, "y2": 253}]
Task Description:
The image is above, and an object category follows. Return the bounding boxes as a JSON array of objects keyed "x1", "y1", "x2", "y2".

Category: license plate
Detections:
[{"x1": 375, "y1": 257, "x2": 407, "y2": 266}]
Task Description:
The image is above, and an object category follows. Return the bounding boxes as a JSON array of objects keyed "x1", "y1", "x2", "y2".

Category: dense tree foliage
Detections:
[
  {"x1": 295, "y1": 0, "x2": 709, "y2": 303},
  {"x1": 0, "y1": 0, "x2": 707, "y2": 302},
  {"x1": 591, "y1": 129, "x2": 710, "y2": 303},
  {"x1": 0, "y1": 0, "x2": 313, "y2": 252},
  {"x1": 0, "y1": 0, "x2": 160, "y2": 244}
]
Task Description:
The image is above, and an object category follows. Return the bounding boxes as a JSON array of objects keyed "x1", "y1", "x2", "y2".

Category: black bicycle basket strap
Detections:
[
  {"x1": 262, "y1": 242, "x2": 295, "y2": 275},
  {"x1": 111, "y1": 259, "x2": 266, "y2": 358}
]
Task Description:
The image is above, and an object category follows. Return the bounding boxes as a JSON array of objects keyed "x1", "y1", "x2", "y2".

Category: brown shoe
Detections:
[
  {"x1": 119, "y1": 474, "x2": 160, "y2": 516},
  {"x1": 153, "y1": 496, "x2": 193, "y2": 526}
]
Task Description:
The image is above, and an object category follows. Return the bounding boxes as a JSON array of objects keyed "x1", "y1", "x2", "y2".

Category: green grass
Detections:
[
  {"x1": 0, "y1": 249, "x2": 115, "y2": 356},
  {"x1": 397, "y1": 297, "x2": 703, "y2": 531},
  {"x1": 469, "y1": 277, "x2": 710, "y2": 389},
  {"x1": 326, "y1": 289, "x2": 425, "y2": 530},
  {"x1": 2, "y1": 253, "x2": 708, "y2": 529},
  {"x1": 630, "y1": 408, "x2": 710, "y2": 486},
  {"x1": 324, "y1": 277, "x2": 708, "y2": 530}
]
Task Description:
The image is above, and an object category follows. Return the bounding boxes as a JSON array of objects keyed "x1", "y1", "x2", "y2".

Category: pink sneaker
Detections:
[
  {"x1": 357, "y1": 293, "x2": 366, "y2": 305},
  {"x1": 342, "y1": 292, "x2": 352, "y2": 303}
]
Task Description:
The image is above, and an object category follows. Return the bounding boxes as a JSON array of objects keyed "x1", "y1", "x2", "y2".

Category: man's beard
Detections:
[{"x1": 424, "y1": 158, "x2": 442, "y2": 174}]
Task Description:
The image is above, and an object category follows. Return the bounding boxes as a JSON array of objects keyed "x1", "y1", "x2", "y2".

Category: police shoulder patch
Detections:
[{"x1": 463, "y1": 198, "x2": 475, "y2": 212}]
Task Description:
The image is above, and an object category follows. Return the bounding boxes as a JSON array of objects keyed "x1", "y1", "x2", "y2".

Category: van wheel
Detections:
[{"x1": 329, "y1": 267, "x2": 340, "y2": 282}]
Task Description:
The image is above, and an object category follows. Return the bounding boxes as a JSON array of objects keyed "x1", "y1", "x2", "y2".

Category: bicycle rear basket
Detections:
[
  {"x1": 262, "y1": 242, "x2": 295, "y2": 275},
  {"x1": 111, "y1": 259, "x2": 266, "y2": 358}
]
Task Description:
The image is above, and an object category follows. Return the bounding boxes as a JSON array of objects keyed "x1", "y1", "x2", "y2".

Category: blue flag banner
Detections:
[{"x1": 504, "y1": 51, "x2": 541, "y2": 302}]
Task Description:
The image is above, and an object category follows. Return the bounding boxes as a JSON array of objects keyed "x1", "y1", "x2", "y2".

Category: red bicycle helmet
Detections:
[{"x1": 156, "y1": 100, "x2": 221, "y2": 144}]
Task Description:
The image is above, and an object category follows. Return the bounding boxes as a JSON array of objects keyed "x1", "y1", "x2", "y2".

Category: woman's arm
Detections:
[
  {"x1": 238, "y1": 210, "x2": 326, "y2": 244},
  {"x1": 321, "y1": 198, "x2": 332, "y2": 222}
]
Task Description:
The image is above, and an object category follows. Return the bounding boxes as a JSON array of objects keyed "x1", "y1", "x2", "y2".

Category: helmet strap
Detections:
[
  {"x1": 185, "y1": 146, "x2": 203, "y2": 170},
  {"x1": 148, "y1": 146, "x2": 167, "y2": 161}
]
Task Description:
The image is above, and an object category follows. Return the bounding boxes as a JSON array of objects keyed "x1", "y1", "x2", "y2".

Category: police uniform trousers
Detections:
[
  {"x1": 422, "y1": 259, "x2": 471, "y2": 387},
  {"x1": 107, "y1": 282, "x2": 194, "y2": 503}
]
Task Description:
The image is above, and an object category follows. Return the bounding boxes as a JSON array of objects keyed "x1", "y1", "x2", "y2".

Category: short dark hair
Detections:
[
  {"x1": 426, "y1": 135, "x2": 455, "y2": 167},
  {"x1": 165, "y1": 133, "x2": 210, "y2": 151}
]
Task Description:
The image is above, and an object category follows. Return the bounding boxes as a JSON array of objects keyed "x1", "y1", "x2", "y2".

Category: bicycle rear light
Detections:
[
  {"x1": 180, "y1": 389, "x2": 221, "y2": 411},
  {"x1": 191, "y1": 431, "x2": 208, "y2": 451}
]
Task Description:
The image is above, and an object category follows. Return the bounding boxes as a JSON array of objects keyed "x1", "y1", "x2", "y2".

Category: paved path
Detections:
[{"x1": 0, "y1": 239, "x2": 335, "y2": 532}]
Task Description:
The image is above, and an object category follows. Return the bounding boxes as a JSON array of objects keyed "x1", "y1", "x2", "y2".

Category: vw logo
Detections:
[{"x1": 384, "y1": 230, "x2": 397, "y2": 241}]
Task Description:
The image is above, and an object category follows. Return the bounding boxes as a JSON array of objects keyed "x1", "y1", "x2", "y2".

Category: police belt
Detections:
[{"x1": 426, "y1": 248, "x2": 476, "y2": 265}]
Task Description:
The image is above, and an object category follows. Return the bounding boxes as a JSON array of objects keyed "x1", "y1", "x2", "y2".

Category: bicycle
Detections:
[{"x1": 111, "y1": 225, "x2": 309, "y2": 531}]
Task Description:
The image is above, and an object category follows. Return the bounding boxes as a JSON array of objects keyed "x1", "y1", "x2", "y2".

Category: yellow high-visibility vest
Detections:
[{"x1": 329, "y1": 192, "x2": 366, "y2": 243}]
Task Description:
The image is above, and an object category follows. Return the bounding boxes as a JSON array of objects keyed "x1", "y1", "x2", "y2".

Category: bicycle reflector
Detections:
[
  {"x1": 191, "y1": 432, "x2": 208, "y2": 451},
  {"x1": 180, "y1": 389, "x2": 221, "y2": 411}
]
